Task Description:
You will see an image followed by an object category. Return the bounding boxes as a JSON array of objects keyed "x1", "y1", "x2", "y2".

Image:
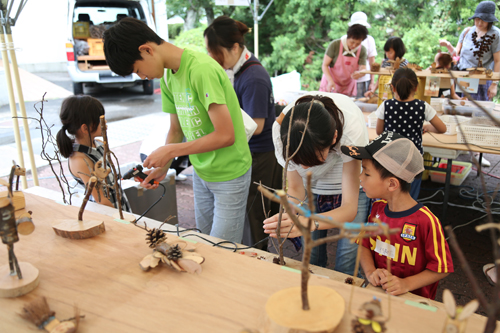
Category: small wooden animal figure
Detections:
[
  {"x1": 352, "y1": 297, "x2": 387, "y2": 333},
  {"x1": 431, "y1": 62, "x2": 437, "y2": 73},
  {"x1": 0, "y1": 163, "x2": 27, "y2": 211},
  {"x1": 20, "y1": 296, "x2": 81, "y2": 332},
  {"x1": 407, "y1": 63, "x2": 422, "y2": 72},
  {"x1": 442, "y1": 289, "x2": 479, "y2": 333}
]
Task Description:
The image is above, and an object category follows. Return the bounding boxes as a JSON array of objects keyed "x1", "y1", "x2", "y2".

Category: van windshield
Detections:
[{"x1": 74, "y1": 5, "x2": 145, "y2": 25}]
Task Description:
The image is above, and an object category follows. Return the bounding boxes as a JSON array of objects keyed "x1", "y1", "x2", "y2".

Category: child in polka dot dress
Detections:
[{"x1": 375, "y1": 68, "x2": 446, "y2": 200}]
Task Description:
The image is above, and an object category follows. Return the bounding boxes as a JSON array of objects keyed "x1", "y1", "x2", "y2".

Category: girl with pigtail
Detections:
[
  {"x1": 375, "y1": 68, "x2": 446, "y2": 200},
  {"x1": 56, "y1": 95, "x2": 130, "y2": 211}
]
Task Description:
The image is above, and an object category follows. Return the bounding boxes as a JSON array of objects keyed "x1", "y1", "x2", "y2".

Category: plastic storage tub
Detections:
[
  {"x1": 429, "y1": 159, "x2": 472, "y2": 186},
  {"x1": 456, "y1": 117, "x2": 500, "y2": 147},
  {"x1": 439, "y1": 115, "x2": 470, "y2": 135}
]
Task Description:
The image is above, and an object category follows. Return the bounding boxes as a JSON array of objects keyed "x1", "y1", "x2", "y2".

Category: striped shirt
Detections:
[
  {"x1": 70, "y1": 141, "x2": 131, "y2": 212},
  {"x1": 272, "y1": 93, "x2": 368, "y2": 195},
  {"x1": 362, "y1": 200, "x2": 453, "y2": 299}
]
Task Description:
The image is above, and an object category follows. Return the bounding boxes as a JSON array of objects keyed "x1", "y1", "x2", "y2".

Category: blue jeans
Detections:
[
  {"x1": 309, "y1": 189, "x2": 370, "y2": 275},
  {"x1": 193, "y1": 167, "x2": 251, "y2": 244}
]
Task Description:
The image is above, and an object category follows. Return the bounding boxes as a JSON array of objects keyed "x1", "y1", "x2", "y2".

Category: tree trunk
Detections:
[
  {"x1": 184, "y1": 7, "x2": 198, "y2": 31},
  {"x1": 204, "y1": 6, "x2": 214, "y2": 26}
]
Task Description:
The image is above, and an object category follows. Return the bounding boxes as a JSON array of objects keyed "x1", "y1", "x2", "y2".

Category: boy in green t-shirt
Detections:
[{"x1": 103, "y1": 18, "x2": 252, "y2": 243}]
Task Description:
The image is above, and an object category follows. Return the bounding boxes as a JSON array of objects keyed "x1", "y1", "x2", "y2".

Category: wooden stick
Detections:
[{"x1": 78, "y1": 177, "x2": 97, "y2": 221}]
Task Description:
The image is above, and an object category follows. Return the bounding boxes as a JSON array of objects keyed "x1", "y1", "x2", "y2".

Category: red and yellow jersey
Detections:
[{"x1": 362, "y1": 200, "x2": 453, "y2": 299}]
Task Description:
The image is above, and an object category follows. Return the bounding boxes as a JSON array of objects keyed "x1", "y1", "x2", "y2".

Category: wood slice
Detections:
[
  {"x1": 112, "y1": 212, "x2": 136, "y2": 223},
  {"x1": 52, "y1": 219, "x2": 105, "y2": 239},
  {"x1": 265, "y1": 286, "x2": 344, "y2": 333},
  {"x1": 0, "y1": 262, "x2": 39, "y2": 298},
  {"x1": 0, "y1": 190, "x2": 25, "y2": 211}
]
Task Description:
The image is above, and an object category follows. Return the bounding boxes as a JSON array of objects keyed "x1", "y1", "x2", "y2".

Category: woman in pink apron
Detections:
[{"x1": 320, "y1": 24, "x2": 368, "y2": 96}]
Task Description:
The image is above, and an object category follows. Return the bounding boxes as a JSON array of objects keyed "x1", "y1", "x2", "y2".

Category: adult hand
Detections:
[
  {"x1": 326, "y1": 81, "x2": 335, "y2": 93},
  {"x1": 364, "y1": 90, "x2": 374, "y2": 98},
  {"x1": 351, "y1": 71, "x2": 364, "y2": 80},
  {"x1": 143, "y1": 145, "x2": 174, "y2": 169},
  {"x1": 439, "y1": 39, "x2": 451, "y2": 48},
  {"x1": 369, "y1": 82, "x2": 377, "y2": 93},
  {"x1": 263, "y1": 212, "x2": 303, "y2": 239},
  {"x1": 140, "y1": 167, "x2": 168, "y2": 189},
  {"x1": 367, "y1": 268, "x2": 388, "y2": 287},
  {"x1": 488, "y1": 83, "x2": 498, "y2": 100},
  {"x1": 380, "y1": 271, "x2": 410, "y2": 296}
]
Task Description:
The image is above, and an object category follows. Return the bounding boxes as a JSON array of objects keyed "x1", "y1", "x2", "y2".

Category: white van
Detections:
[{"x1": 66, "y1": 0, "x2": 156, "y2": 95}]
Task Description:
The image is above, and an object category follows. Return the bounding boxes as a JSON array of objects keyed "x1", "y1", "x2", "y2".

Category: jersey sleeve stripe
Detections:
[
  {"x1": 420, "y1": 208, "x2": 443, "y2": 273},
  {"x1": 424, "y1": 207, "x2": 449, "y2": 273}
]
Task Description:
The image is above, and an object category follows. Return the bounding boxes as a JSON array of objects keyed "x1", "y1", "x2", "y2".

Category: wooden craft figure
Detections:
[
  {"x1": 387, "y1": 57, "x2": 402, "y2": 70},
  {"x1": 0, "y1": 196, "x2": 38, "y2": 297},
  {"x1": 442, "y1": 289, "x2": 479, "y2": 333},
  {"x1": 371, "y1": 62, "x2": 381, "y2": 72},
  {"x1": 138, "y1": 224, "x2": 205, "y2": 274},
  {"x1": 0, "y1": 163, "x2": 26, "y2": 211},
  {"x1": 51, "y1": 176, "x2": 105, "y2": 239},
  {"x1": 351, "y1": 297, "x2": 387, "y2": 333},
  {"x1": 407, "y1": 63, "x2": 422, "y2": 72},
  {"x1": 258, "y1": 175, "x2": 398, "y2": 332},
  {"x1": 20, "y1": 296, "x2": 82, "y2": 332}
]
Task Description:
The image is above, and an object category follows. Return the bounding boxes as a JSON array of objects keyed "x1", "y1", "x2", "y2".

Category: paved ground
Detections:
[{"x1": 2, "y1": 71, "x2": 500, "y2": 320}]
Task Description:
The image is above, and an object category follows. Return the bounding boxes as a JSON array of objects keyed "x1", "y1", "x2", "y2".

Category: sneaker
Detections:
[
  {"x1": 473, "y1": 153, "x2": 491, "y2": 167},
  {"x1": 175, "y1": 174, "x2": 187, "y2": 181}
]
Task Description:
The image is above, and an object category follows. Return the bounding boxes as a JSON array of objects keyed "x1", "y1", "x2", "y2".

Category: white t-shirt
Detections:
[
  {"x1": 272, "y1": 92, "x2": 368, "y2": 195},
  {"x1": 356, "y1": 35, "x2": 377, "y2": 83}
]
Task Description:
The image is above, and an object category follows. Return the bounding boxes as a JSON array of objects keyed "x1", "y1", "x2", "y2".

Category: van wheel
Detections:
[
  {"x1": 73, "y1": 82, "x2": 84, "y2": 95},
  {"x1": 143, "y1": 80, "x2": 154, "y2": 95}
]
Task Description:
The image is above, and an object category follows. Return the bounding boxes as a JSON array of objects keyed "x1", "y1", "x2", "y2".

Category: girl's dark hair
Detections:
[
  {"x1": 280, "y1": 95, "x2": 344, "y2": 167},
  {"x1": 391, "y1": 68, "x2": 419, "y2": 100},
  {"x1": 371, "y1": 159, "x2": 412, "y2": 193},
  {"x1": 436, "y1": 52, "x2": 453, "y2": 68},
  {"x1": 56, "y1": 95, "x2": 105, "y2": 158},
  {"x1": 384, "y1": 36, "x2": 406, "y2": 59},
  {"x1": 204, "y1": 16, "x2": 249, "y2": 67},
  {"x1": 487, "y1": 22, "x2": 493, "y2": 31},
  {"x1": 347, "y1": 24, "x2": 368, "y2": 41}
]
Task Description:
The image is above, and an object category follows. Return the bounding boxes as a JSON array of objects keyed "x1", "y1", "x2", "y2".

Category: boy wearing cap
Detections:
[{"x1": 342, "y1": 131, "x2": 453, "y2": 299}]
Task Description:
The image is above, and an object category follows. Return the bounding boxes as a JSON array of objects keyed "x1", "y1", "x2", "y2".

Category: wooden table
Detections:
[
  {"x1": 363, "y1": 111, "x2": 500, "y2": 223},
  {"x1": 361, "y1": 69, "x2": 500, "y2": 85},
  {"x1": 0, "y1": 190, "x2": 496, "y2": 332}
]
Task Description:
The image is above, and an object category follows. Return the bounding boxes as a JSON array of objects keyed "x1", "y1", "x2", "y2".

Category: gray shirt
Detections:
[{"x1": 457, "y1": 26, "x2": 500, "y2": 70}]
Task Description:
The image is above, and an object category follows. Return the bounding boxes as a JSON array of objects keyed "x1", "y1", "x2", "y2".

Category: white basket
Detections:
[
  {"x1": 456, "y1": 117, "x2": 500, "y2": 147},
  {"x1": 439, "y1": 115, "x2": 470, "y2": 135},
  {"x1": 443, "y1": 99, "x2": 495, "y2": 110},
  {"x1": 430, "y1": 98, "x2": 447, "y2": 112},
  {"x1": 368, "y1": 111, "x2": 378, "y2": 128}
]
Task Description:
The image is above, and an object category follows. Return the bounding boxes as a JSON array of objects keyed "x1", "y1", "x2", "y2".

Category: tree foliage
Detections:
[{"x1": 166, "y1": 0, "x2": 488, "y2": 88}]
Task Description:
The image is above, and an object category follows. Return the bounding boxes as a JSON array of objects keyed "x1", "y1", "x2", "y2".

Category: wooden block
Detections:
[
  {"x1": 0, "y1": 191, "x2": 25, "y2": 211},
  {"x1": 52, "y1": 219, "x2": 105, "y2": 239},
  {"x1": 88, "y1": 38, "x2": 104, "y2": 56},
  {"x1": 265, "y1": 286, "x2": 344, "y2": 332},
  {"x1": 0, "y1": 262, "x2": 39, "y2": 298}
]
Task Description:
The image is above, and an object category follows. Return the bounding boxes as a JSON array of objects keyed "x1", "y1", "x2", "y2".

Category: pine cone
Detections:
[
  {"x1": 146, "y1": 228, "x2": 167, "y2": 248},
  {"x1": 167, "y1": 244, "x2": 183, "y2": 260}
]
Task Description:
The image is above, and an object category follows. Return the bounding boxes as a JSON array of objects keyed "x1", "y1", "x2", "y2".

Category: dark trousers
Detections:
[{"x1": 243, "y1": 150, "x2": 282, "y2": 250}]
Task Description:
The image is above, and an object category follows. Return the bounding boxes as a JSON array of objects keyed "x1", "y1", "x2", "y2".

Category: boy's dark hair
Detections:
[
  {"x1": 204, "y1": 16, "x2": 249, "y2": 67},
  {"x1": 371, "y1": 159, "x2": 415, "y2": 193},
  {"x1": 347, "y1": 24, "x2": 368, "y2": 41},
  {"x1": 280, "y1": 95, "x2": 344, "y2": 167},
  {"x1": 56, "y1": 95, "x2": 105, "y2": 158},
  {"x1": 103, "y1": 17, "x2": 164, "y2": 76},
  {"x1": 391, "y1": 67, "x2": 419, "y2": 100},
  {"x1": 384, "y1": 36, "x2": 406, "y2": 59}
]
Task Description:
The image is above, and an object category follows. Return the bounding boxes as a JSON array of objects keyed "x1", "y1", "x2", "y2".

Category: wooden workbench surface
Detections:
[
  {"x1": 0, "y1": 192, "x2": 496, "y2": 332},
  {"x1": 361, "y1": 69, "x2": 500, "y2": 81}
]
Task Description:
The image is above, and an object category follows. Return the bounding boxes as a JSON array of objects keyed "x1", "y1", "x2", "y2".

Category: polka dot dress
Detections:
[{"x1": 384, "y1": 99, "x2": 425, "y2": 154}]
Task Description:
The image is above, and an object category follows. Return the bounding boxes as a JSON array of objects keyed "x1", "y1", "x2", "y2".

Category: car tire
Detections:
[
  {"x1": 143, "y1": 80, "x2": 154, "y2": 95},
  {"x1": 73, "y1": 82, "x2": 84, "y2": 95}
]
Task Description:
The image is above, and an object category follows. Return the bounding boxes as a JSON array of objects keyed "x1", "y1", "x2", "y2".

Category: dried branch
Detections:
[
  {"x1": 14, "y1": 94, "x2": 75, "y2": 204},
  {"x1": 78, "y1": 177, "x2": 97, "y2": 221}
]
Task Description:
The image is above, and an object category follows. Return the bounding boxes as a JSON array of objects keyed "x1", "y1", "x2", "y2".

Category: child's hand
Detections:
[
  {"x1": 364, "y1": 90, "x2": 374, "y2": 98},
  {"x1": 380, "y1": 271, "x2": 410, "y2": 296},
  {"x1": 367, "y1": 268, "x2": 389, "y2": 287}
]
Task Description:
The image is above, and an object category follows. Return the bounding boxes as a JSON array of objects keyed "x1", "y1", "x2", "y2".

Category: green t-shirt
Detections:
[
  {"x1": 325, "y1": 39, "x2": 367, "y2": 67},
  {"x1": 161, "y1": 49, "x2": 251, "y2": 182}
]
